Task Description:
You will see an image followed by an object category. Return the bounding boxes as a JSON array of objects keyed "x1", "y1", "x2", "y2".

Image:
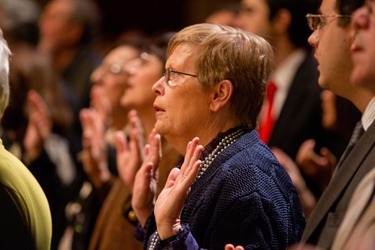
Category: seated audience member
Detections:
[
  {"x1": 0, "y1": 29, "x2": 52, "y2": 250},
  {"x1": 131, "y1": 23, "x2": 305, "y2": 249}
]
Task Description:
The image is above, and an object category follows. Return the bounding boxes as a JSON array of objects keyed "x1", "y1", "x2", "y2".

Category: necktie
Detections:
[
  {"x1": 259, "y1": 81, "x2": 277, "y2": 144},
  {"x1": 336, "y1": 121, "x2": 364, "y2": 169}
]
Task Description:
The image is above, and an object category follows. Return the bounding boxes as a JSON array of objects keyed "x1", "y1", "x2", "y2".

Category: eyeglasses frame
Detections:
[
  {"x1": 163, "y1": 68, "x2": 197, "y2": 86},
  {"x1": 306, "y1": 13, "x2": 351, "y2": 31}
]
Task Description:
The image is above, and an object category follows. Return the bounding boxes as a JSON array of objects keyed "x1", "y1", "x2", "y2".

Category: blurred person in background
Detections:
[
  {"x1": 205, "y1": 1, "x2": 241, "y2": 26},
  {"x1": 0, "y1": 29, "x2": 52, "y2": 250},
  {"x1": 60, "y1": 34, "x2": 181, "y2": 250},
  {"x1": 38, "y1": 0, "x2": 103, "y2": 117},
  {"x1": 59, "y1": 39, "x2": 143, "y2": 250},
  {"x1": 1, "y1": 46, "x2": 79, "y2": 249},
  {"x1": 88, "y1": 32, "x2": 181, "y2": 250},
  {"x1": 234, "y1": 0, "x2": 354, "y2": 209}
]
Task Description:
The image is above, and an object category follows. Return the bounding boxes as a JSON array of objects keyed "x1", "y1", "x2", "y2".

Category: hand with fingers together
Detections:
[
  {"x1": 131, "y1": 129, "x2": 162, "y2": 227},
  {"x1": 80, "y1": 108, "x2": 111, "y2": 189},
  {"x1": 154, "y1": 137, "x2": 203, "y2": 240},
  {"x1": 296, "y1": 139, "x2": 336, "y2": 191},
  {"x1": 90, "y1": 85, "x2": 112, "y2": 130},
  {"x1": 115, "y1": 110, "x2": 145, "y2": 191},
  {"x1": 24, "y1": 90, "x2": 52, "y2": 164}
]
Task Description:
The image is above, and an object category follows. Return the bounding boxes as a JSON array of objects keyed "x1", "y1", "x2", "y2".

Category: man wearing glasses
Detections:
[
  {"x1": 226, "y1": 1, "x2": 374, "y2": 249},
  {"x1": 301, "y1": 0, "x2": 375, "y2": 249}
]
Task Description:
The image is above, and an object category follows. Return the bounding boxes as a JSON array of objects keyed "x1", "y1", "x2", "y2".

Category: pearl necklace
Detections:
[
  {"x1": 196, "y1": 128, "x2": 245, "y2": 181},
  {"x1": 148, "y1": 128, "x2": 245, "y2": 250}
]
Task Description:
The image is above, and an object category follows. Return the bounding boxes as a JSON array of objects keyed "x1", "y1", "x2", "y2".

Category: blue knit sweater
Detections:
[{"x1": 146, "y1": 130, "x2": 305, "y2": 249}]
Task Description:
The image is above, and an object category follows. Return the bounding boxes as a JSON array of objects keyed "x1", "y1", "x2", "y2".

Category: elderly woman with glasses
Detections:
[{"x1": 130, "y1": 23, "x2": 305, "y2": 249}]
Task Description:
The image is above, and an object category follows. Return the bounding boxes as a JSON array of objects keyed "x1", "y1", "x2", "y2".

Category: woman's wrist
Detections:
[
  {"x1": 135, "y1": 209, "x2": 153, "y2": 228},
  {"x1": 157, "y1": 223, "x2": 183, "y2": 240}
]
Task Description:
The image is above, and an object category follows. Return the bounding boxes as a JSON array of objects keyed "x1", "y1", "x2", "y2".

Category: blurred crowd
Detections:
[{"x1": 0, "y1": 0, "x2": 373, "y2": 249}]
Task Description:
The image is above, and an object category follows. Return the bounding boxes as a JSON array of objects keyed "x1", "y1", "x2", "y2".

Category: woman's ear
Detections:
[{"x1": 210, "y1": 80, "x2": 233, "y2": 112}]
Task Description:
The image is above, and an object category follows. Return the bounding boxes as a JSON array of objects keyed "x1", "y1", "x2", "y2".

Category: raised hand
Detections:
[
  {"x1": 24, "y1": 90, "x2": 52, "y2": 164},
  {"x1": 296, "y1": 139, "x2": 336, "y2": 190},
  {"x1": 90, "y1": 85, "x2": 112, "y2": 129},
  {"x1": 115, "y1": 110, "x2": 145, "y2": 191},
  {"x1": 131, "y1": 129, "x2": 162, "y2": 227},
  {"x1": 154, "y1": 137, "x2": 204, "y2": 240},
  {"x1": 80, "y1": 108, "x2": 110, "y2": 188}
]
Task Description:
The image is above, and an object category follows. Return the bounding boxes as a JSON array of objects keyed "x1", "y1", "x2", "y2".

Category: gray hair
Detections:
[
  {"x1": 168, "y1": 23, "x2": 274, "y2": 129},
  {"x1": 0, "y1": 29, "x2": 11, "y2": 119}
]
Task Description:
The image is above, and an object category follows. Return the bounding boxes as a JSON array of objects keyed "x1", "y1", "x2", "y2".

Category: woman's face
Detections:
[
  {"x1": 91, "y1": 46, "x2": 139, "y2": 109},
  {"x1": 120, "y1": 52, "x2": 164, "y2": 111},
  {"x1": 152, "y1": 43, "x2": 213, "y2": 151}
]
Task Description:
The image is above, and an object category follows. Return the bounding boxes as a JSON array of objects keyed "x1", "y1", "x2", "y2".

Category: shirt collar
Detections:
[{"x1": 362, "y1": 96, "x2": 375, "y2": 131}]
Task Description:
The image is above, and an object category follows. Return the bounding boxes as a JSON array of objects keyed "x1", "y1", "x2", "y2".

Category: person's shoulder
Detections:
[
  {"x1": 231, "y1": 132, "x2": 278, "y2": 165},
  {"x1": 0, "y1": 145, "x2": 29, "y2": 178},
  {"x1": 223, "y1": 142, "x2": 281, "y2": 180}
]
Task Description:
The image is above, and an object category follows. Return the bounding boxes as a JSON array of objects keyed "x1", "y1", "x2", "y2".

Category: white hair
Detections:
[{"x1": 0, "y1": 28, "x2": 11, "y2": 119}]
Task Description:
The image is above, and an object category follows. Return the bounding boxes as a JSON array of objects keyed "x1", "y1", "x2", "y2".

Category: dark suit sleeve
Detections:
[{"x1": 0, "y1": 184, "x2": 35, "y2": 250}]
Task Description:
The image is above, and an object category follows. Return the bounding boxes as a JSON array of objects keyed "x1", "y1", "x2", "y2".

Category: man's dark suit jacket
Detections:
[
  {"x1": 301, "y1": 120, "x2": 375, "y2": 249},
  {"x1": 268, "y1": 53, "x2": 329, "y2": 161}
]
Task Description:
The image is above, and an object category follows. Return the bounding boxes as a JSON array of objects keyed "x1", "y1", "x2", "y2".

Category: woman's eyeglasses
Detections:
[{"x1": 163, "y1": 68, "x2": 197, "y2": 87}]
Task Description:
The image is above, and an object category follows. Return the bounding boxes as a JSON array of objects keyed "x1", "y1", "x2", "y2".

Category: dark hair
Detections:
[
  {"x1": 336, "y1": 0, "x2": 365, "y2": 26},
  {"x1": 139, "y1": 32, "x2": 175, "y2": 66},
  {"x1": 69, "y1": 0, "x2": 101, "y2": 45},
  {"x1": 114, "y1": 32, "x2": 174, "y2": 67},
  {"x1": 207, "y1": 1, "x2": 241, "y2": 17},
  {"x1": 266, "y1": 0, "x2": 320, "y2": 50}
]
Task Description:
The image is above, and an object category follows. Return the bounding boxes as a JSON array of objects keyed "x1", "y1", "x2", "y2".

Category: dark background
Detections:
[{"x1": 35, "y1": 0, "x2": 241, "y2": 40}]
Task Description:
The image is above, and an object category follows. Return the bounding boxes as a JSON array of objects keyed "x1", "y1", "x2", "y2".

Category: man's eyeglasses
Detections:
[
  {"x1": 163, "y1": 68, "x2": 197, "y2": 87},
  {"x1": 306, "y1": 13, "x2": 351, "y2": 31}
]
